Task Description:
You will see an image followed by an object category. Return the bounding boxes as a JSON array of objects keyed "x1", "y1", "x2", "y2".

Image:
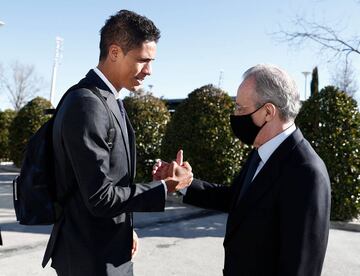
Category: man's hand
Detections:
[
  {"x1": 164, "y1": 160, "x2": 193, "y2": 193},
  {"x1": 152, "y1": 150, "x2": 193, "y2": 193},
  {"x1": 152, "y1": 149, "x2": 184, "y2": 180},
  {"x1": 132, "y1": 230, "x2": 139, "y2": 258}
]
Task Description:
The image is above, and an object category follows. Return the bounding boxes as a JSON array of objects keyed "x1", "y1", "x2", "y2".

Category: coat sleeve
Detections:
[
  {"x1": 183, "y1": 178, "x2": 233, "y2": 213},
  {"x1": 61, "y1": 92, "x2": 165, "y2": 217},
  {"x1": 277, "y1": 164, "x2": 331, "y2": 276}
]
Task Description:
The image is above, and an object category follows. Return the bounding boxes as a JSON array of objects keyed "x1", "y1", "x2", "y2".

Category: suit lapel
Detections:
[
  {"x1": 230, "y1": 149, "x2": 256, "y2": 209},
  {"x1": 125, "y1": 113, "x2": 136, "y2": 182},
  {"x1": 225, "y1": 129, "x2": 304, "y2": 243},
  {"x1": 243, "y1": 130, "x2": 303, "y2": 206},
  {"x1": 104, "y1": 93, "x2": 132, "y2": 174},
  {"x1": 79, "y1": 70, "x2": 132, "y2": 175}
]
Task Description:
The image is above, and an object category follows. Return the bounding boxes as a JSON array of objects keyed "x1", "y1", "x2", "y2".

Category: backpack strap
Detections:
[{"x1": 52, "y1": 84, "x2": 83, "y2": 116}]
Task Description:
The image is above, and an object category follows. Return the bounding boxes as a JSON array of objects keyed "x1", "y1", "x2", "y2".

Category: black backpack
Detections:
[{"x1": 13, "y1": 86, "x2": 115, "y2": 225}]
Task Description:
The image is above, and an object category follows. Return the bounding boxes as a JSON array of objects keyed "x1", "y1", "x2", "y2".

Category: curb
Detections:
[
  {"x1": 330, "y1": 221, "x2": 360, "y2": 232},
  {"x1": 0, "y1": 164, "x2": 20, "y2": 173},
  {"x1": 1, "y1": 170, "x2": 359, "y2": 233},
  {"x1": 166, "y1": 196, "x2": 360, "y2": 233}
]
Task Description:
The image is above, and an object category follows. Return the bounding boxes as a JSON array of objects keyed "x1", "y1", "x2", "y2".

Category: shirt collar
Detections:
[
  {"x1": 93, "y1": 67, "x2": 121, "y2": 99},
  {"x1": 257, "y1": 124, "x2": 296, "y2": 164}
]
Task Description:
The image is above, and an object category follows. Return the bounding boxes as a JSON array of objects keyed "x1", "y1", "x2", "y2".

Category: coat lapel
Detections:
[
  {"x1": 125, "y1": 113, "x2": 136, "y2": 182},
  {"x1": 79, "y1": 70, "x2": 132, "y2": 175},
  {"x1": 230, "y1": 149, "x2": 256, "y2": 209},
  {"x1": 243, "y1": 130, "x2": 303, "y2": 206},
  {"x1": 104, "y1": 92, "x2": 132, "y2": 174},
  {"x1": 225, "y1": 129, "x2": 304, "y2": 243}
]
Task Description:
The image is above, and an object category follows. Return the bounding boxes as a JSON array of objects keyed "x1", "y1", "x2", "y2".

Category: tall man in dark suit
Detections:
[
  {"x1": 42, "y1": 10, "x2": 192, "y2": 276},
  {"x1": 154, "y1": 64, "x2": 331, "y2": 276}
]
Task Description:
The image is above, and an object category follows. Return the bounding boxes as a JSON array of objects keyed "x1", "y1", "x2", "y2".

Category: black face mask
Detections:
[{"x1": 230, "y1": 105, "x2": 266, "y2": 145}]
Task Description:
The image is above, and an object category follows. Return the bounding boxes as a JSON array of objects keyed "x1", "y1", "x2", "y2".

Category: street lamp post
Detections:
[
  {"x1": 302, "y1": 71, "x2": 311, "y2": 100},
  {"x1": 50, "y1": 36, "x2": 64, "y2": 106}
]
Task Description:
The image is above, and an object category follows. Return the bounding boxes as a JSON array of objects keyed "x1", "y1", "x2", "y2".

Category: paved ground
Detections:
[{"x1": 1, "y1": 165, "x2": 360, "y2": 275}]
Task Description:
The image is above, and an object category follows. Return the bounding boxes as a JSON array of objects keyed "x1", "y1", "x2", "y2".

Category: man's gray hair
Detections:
[{"x1": 243, "y1": 64, "x2": 301, "y2": 121}]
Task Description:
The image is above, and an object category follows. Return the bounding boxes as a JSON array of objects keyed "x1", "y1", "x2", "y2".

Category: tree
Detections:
[
  {"x1": 9, "y1": 97, "x2": 52, "y2": 167},
  {"x1": 0, "y1": 109, "x2": 16, "y2": 160},
  {"x1": 310, "y1": 66, "x2": 319, "y2": 96},
  {"x1": 123, "y1": 92, "x2": 170, "y2": 182},
  {"x1": 276, "y1": 17, "x2": 360, "y2": 61},
  {"x1": 296, "y1": 86, "x2": 360, "y2": 220},
  {"x1": 275, "y1": 6, "x2": 360, "y2": 98},
  {"x1": 331, "y1": 59, "x2": 358, "y2": 97},
  {"x1": 0, "y1": 61, "x2": 44, "y2": 111},
  {"x1": 161, "y1": 84, "x2": 250, "y2": 186}
]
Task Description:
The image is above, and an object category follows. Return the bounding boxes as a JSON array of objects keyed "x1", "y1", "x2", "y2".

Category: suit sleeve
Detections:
[
  {"x1": 183, "y1": 178, "x2": 233, "y2": 213},
  {"x1": 277, "y1": 164, "x2": 331, "y2": 276},
  {"x1": 61, "y1": 93, "x2": 165, "y2": 217}
]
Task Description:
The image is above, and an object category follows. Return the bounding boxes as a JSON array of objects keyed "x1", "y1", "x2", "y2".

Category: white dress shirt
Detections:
[
  {"x1": 93, "y1": 67, "x2": 121, "y2": 99},
  {"x1": 254, "y1": 124, "x2": 296, "y2": 179}
]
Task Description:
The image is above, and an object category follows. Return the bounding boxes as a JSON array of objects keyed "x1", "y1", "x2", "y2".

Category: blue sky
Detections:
[{"x1": 1, "y1": 0, "x2": 359, "y2": 110}]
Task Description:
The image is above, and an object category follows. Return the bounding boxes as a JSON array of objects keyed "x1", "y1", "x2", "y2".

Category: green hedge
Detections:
[
  {"x1": 0, "y1": 109, "x2": 16, "y2": 161},
  {"x1": 9, "y1": 97, "x2": 52, "y2": 167},
  {"x1": 296, "y1": 86, "x2": 360, "y2": 220},
  {"x1": 124, "y1": 93, "x2": 170, "y2": 182},
  {"x1": 161, "y1": 84, "x2": 250, "y2": 185}
]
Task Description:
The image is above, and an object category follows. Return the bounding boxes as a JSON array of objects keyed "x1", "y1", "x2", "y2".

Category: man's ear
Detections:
[
  {"x1": 264, "y1": 103, "x2": 277, "y2": 121},
  {"x1": 108, "y1": 45, "x2": 124, "y2": 62}
]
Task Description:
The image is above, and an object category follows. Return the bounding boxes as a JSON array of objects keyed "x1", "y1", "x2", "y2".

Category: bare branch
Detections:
[
  {"x1": 0, "y1": 61, "x2": 44, "y2": 111},
  {"x1": 274, "y1": 17, "x2": 360, "y2": 62}
]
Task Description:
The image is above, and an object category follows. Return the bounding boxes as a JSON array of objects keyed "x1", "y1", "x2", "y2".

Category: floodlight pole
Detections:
[{"x1": 50, "y1": 36, "x2": 64, "y2": 106}]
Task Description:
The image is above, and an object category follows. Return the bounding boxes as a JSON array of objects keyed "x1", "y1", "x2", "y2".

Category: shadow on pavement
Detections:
[
  {"x1": 136, "y1": 213, "x2": 227, "y2": 239},
  {"x1": 1, "y1": 221, "x2": 52, "y2": 234}
]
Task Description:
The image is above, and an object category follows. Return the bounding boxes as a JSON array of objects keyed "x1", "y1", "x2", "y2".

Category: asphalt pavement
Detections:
[{"x1": 1, "y1": 163, "x2": 360, "y2": 275}]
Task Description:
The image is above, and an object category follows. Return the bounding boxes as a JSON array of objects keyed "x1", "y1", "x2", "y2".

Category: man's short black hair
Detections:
[{"x1": 99, "y1": 10, "x2": 161, "y2": 61}]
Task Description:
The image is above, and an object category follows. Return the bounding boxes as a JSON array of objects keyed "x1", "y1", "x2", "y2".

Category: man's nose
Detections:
[{"x1": 142, "y1": 62, "x2": 152, "y2": 76}]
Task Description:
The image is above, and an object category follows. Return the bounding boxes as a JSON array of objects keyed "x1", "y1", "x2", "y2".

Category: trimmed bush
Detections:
[
  {"x1": 124, "y1": 92, "x2": 170, "y2": 182},
  {"x1": 9, "y1": 97, "x2": 52, "y2": 167},
  {"x1": 161, "y1": 84, "x2": 250, "y2": 186},
  {"x1": 296, "y1": 86, "x2": 360, "y2": 221},
  {"x1": 0, "y1": 109, "x2": 16, "y2": 161}
]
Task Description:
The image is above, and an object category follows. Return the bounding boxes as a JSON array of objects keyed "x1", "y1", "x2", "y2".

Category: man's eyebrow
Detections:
[{"x1": 138, "y1": 57, "x2": 155, "y2": 62}]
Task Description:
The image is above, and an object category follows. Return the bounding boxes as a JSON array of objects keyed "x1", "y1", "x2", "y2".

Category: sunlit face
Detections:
[
  {"x1": 234, "y1": 77, "x2": 268, "y2": 128},
  {"x1": 113, "y1": 41, "x2": 157, "y2": 91},
  {"x1": 234, "y1": 77, "x2": 260, "y2": 116}
]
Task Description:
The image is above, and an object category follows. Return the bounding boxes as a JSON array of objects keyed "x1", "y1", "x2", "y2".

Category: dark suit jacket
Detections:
[
  {"x1": 42, "y1": 70, "x2": 166, "y2": 276},
  {"x1": 183, "y1": 129, "x2": 331, "y2": 276}
]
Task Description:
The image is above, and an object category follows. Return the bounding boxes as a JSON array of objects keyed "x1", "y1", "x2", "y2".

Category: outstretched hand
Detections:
[{"x1": 152, "y1": 150, "x2": 193, "y2": 193}]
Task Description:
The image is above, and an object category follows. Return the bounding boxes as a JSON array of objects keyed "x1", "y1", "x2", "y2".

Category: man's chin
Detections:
[{"x1": 126, "y1": 85, "x2": 142, "y2": 92}]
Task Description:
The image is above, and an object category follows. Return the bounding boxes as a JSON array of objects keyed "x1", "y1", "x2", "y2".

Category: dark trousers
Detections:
[{"x1": 54, "y1": 261, "x2": 134, "y2": 276}]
